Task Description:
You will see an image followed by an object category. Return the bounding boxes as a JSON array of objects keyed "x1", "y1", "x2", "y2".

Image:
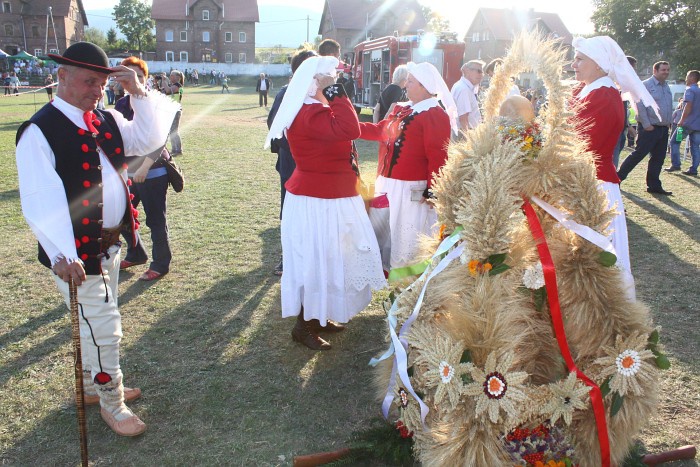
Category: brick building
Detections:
[
  {"x1": 151, "y1": 0, "x2": 258, "y2": 64},
  {"x1": 318, "y1": 0, "x2": 426, "y2": 62},
  {"x1": 0, "y1": 0, "x2": 86, "y2": 56}
]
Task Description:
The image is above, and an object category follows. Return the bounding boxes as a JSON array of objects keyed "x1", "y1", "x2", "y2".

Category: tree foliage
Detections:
[
  {"x1": 113, "y1": 0, "x2": 155, "y2": 52},
  {"x1": 107, "y1": 28, "x2": 118, "y2": 46},
  {"x1": 421, "y1": 6, "x2": 451, "y2": 34},
  {"x1": 591, "y1": 0, "x2": 700, "y2": 76},
  {"x1": 84, "y1": 27, "x2": 108, "y2": 49}
]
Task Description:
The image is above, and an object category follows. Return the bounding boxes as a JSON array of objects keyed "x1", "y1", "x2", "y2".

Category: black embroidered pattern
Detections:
[
  {"x1": 380, "y1": 111, "x2": 416, "y2": 178},
  {"x1": 323, "y1": 83, "x2": 345, "y2": 101},
  {"x1": 349, "y1": 142, "x2": 360, "y2": 177}
]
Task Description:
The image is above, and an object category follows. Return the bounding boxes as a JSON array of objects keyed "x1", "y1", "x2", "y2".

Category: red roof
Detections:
[
  {"x1": 151, "y1": 0, "x2": 259, "y2": 22},
  {"x1": 321, "y1": 0, "x2": 426, "y2": 33},
  {"x1": 471, "y1": 8, "x2": 572, "y2": 45}
]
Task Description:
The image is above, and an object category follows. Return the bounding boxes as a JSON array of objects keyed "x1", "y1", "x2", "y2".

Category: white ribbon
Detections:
[
  {"x1": 378, "y1": 242, "x2": 465, "y2": 426},
  {"x1": 531, "y1": 195, "x2": 616, "y2": 255}
]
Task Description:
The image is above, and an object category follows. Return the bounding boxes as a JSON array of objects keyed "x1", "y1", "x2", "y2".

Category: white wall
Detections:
[{"x1": 146, "y1": 61, "x2": 291, "y2": 77}]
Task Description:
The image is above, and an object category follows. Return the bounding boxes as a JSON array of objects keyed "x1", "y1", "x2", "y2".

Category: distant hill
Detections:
[
  {"x1": 84, "y1": 4, "x2": 321, "y2": 48},
  {"x1": 84, "y1": 9, "x2": 124, "y2": 38}
]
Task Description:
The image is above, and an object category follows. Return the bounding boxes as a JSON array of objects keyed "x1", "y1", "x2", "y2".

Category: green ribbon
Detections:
[{"x1": 387, "y1": 226, "x2": 464, "y2": 282}]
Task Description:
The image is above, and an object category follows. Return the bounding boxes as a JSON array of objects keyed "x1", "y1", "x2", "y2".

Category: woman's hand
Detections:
[
  {"x1": 314, "y1": 73, "x2": 336, "y2": 90},
  {"x1": 133, "y1": 165, "x2": 149, "y2": 183}
]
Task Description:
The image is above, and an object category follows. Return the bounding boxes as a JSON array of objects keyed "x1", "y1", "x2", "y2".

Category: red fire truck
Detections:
[{"x1": 350, "y1": 33, "x2": 466, "y2": 111}]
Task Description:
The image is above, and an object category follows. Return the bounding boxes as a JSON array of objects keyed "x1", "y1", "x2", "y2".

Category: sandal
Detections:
[
  {"x1": 139, "y1": 269, "x2": 164, "y2": 281},
  {"x1": 120, "y1": 259, "x2": 147, "y2": 270}
]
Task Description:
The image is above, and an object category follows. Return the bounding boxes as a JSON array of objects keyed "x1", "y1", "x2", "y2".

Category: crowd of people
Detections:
[{"x1": 12, "y1": 36, "x2": 700, "y2": 440}]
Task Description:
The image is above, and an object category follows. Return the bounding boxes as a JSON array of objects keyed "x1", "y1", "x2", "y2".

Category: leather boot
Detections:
[
  {"x1": 309, "y1": 319, "x2": 346, "y2": 333},
  {"x1": 96, "y1": 374, "x2": 147, "y2": 437},
  {"x1": 292, "y1": 314, "x2": 331, "y2": 350}
]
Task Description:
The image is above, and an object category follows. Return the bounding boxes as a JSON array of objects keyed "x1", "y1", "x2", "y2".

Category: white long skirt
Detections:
[
  {"x1": 281, "y1": 192, "x2": 387, "y2": 325},
  {"x1": 600, "y1": 181, "x2": 636, "y2": 301},
  {"x1": 375, "y1": 176, "x2": 439, "y2": 269}
]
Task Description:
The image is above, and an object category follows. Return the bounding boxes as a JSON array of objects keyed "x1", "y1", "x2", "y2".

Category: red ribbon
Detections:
[
  {"x1": 83, "y1": 111, "x2": 99, "y2": 135},
  {"x1": 522, "y1": 198, "x2": 611, "y2": 467}
]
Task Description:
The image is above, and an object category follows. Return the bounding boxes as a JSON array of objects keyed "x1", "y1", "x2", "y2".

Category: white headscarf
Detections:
[
  {"x1": 406, "y1": 61, "x2": 459, "y2": 135},
  {"x1": 264, "y1": 56, "x2": 339, "y2": 149},
  {"x1": 572, "y1": 36, "x2": 659, "y2": 117}
]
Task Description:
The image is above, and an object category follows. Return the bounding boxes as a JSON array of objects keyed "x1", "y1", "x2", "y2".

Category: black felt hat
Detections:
[{"x1": 48, "y1": 42, "x2": 112, "y2": 74}]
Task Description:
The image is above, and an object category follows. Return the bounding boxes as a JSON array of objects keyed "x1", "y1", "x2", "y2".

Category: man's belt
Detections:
[{"x1": 99, "y1": 225, "x2": 122, "y2": 253}]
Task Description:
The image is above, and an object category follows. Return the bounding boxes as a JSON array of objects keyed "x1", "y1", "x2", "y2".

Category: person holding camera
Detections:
[{"x1": 159, "y1": 70, "x2": 184, "y2": 156}]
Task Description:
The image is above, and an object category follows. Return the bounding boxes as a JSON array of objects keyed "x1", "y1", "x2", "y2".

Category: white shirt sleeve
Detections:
[
  {"x1": 106, "y1": 92, "x2": 181, "y2": 158},
  {"x1": 16, "y1": 124, "x2": 78, "y2": 263}
]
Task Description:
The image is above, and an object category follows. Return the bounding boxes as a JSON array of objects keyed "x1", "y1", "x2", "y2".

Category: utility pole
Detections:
[{"x1": 306, "y1": 15, "x2": 310, "y2": 43}]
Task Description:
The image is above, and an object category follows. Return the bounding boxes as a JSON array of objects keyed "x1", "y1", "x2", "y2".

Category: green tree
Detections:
[
  {"x1": 107, "y1": 28, "x2": 118, "y2": 46},
  {"x1": 421, "y1": 6, "x2": 451, "y2": 34},
  {"x1": 591, "y1": 0, "x2": 700, "y2": 76},
  {"x1": 84, "y1": 27, "x2": 108, "y2": 49},
  {"x1": 113, "y1": 0, "x2": 155, "y2": 52}
]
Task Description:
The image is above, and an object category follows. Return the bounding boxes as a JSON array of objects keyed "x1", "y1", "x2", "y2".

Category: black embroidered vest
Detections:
[{"x1": 16, "y1": 104, "x2": 137, "y2": 274}]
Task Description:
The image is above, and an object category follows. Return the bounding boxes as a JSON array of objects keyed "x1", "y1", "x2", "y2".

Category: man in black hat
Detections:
[{"x1": 15, "y1": 42, "x2": 180, "y2": 437}]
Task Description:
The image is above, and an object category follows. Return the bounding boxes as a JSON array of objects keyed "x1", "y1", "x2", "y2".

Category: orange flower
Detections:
[
  {"x1": 534, "y1": 462, "x2": 545, "y2": 467},
  {"x1": 439, "y1": 224, "x2": 447, "y2": 240},
  {"x1": 483, "y1": 262, "x2": 493, "y2": 273},
  {"x1": 468, "y1": 259, "x2": 480, "y2": 276}
]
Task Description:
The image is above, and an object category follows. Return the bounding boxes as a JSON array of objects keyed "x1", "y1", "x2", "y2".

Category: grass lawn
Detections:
[{"x1": 0, "y1": 82, "x2": 698, "y2": 466}]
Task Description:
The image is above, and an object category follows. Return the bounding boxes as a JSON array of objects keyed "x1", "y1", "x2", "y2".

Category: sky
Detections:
[{"x1": 82, "y1": 0, "x2": 596, "y2": 36}]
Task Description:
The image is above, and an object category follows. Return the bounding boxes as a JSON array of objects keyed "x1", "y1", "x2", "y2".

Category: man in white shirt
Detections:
[
  {"x1": 451, "y1": 60, "x2": 485, "y2": 133},
  {"x1": 15, "y1": 42, "x2": 179, "y2": 437}
]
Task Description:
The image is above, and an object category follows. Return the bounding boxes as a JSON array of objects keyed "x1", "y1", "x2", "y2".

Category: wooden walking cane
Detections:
[{"x1": 69, "y1": 278, "x2": 89, "y2": 467}]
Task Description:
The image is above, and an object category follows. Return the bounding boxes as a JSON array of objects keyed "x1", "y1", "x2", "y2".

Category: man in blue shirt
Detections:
[
  {"x1": 618, "y1": 61, "x2": 674, "y2": 195},
  {"x1": 677, "y1": 70, "x2": 700, "y2": 176}
]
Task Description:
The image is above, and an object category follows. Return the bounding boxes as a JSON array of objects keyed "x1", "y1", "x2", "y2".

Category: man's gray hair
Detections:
[
  {"x1": 462, "y1": 60, "x2": 485, "y2": 72},
  {"x1": 392, "y1": 65, "x2": 409, "y2": 84}
]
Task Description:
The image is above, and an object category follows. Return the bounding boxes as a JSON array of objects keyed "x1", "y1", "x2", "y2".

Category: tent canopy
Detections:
[
  {"x1": 0, "y1": 48, "x2": 8, "y2": 58},
  {"x1": 9, "y1": 50, "x2": 37, "y2": 60}
]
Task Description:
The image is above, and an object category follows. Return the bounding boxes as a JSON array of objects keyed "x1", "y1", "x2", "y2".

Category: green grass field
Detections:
[{"x1": 0, "y1": 81, "x2": 698, "y2": 466}]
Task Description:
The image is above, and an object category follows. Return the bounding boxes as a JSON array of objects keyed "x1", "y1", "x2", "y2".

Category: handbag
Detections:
[
  {"x1": 372, "y1": 101, "x2": 382, "y2": 124},
  {"x1": 163, "y1": 154, "x2": 184, "y2": 192}
]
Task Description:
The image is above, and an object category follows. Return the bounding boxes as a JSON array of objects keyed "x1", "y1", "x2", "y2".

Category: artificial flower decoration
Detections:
[
  {"x1": 463, "y1": 351, "x2": 528, "y2": 424},
  {"x1": 468, "y1": 259, "x2": 493, "y2": 277},
  {"x1": 523, "y1": 262, "x2": 545, "y2": 290},
  {"x1": 541, "y1": 372, "x2": 590, "y2": 426},
  {"x1": 593, "y1": 333, "x2": 656, "y2": 397},
  {"x1": 411, "y1": 325, "x2": 472, "y2": 410},
  {"x1": 495, "y1": 117, "x2": 544, "y2": 158}
]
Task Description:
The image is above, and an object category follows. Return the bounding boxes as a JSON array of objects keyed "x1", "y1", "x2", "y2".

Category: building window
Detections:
[
  {"x1": 344, "y1": 37, "x2": 351, "y2": 48},
  {"x1": 202, "y1": 10, "x2": 209, "y2": 21},
  {"x1": 49, "y1": 48, "x2": 58, "y2": 54},
  {"x1": 238, "y1": 52, "x2": 246, "y2": 63},
  {"x1": 2, "y1": 2, "x2": 10, "y2": 13},
  {"x1": 165, "y1": 51, "x2": 174, "y2": 61},
  {"x1": 180, "y1": 51, "x2": 188, "y2": 62},
  {"x1": 180, "y1": 31, "x2": 187, "y2": 41},
  {"x1": 165, "y1": 30, "x2": 173, "y2": 42},
  {"x1": 239, "y1": 31, "x2": 246, "y2": 43},
  {"x1": 225, "y1": 32, "x2": 232, "y2": 42},
  {"x1": 483, "y1": 31, "x2": 490, "y2": 41},
  {"x1": 34, "y1": 48, "x2": 43, "y2": 56},
  {"x1": 472, "y1": 32, "x2": 479, "y2": 42},
  {"x1": 225, "y1": 52, "x2": 233, "y2": 63},
  {"x1": 202, "y1": 31, "x2": 210, "y2": 42},
  {"x1": 31, "y1": 25, "x2": 39, "y2": 37},
  {"x1": 4, "y1": 24, "x2": 13, "y2": 36}
]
